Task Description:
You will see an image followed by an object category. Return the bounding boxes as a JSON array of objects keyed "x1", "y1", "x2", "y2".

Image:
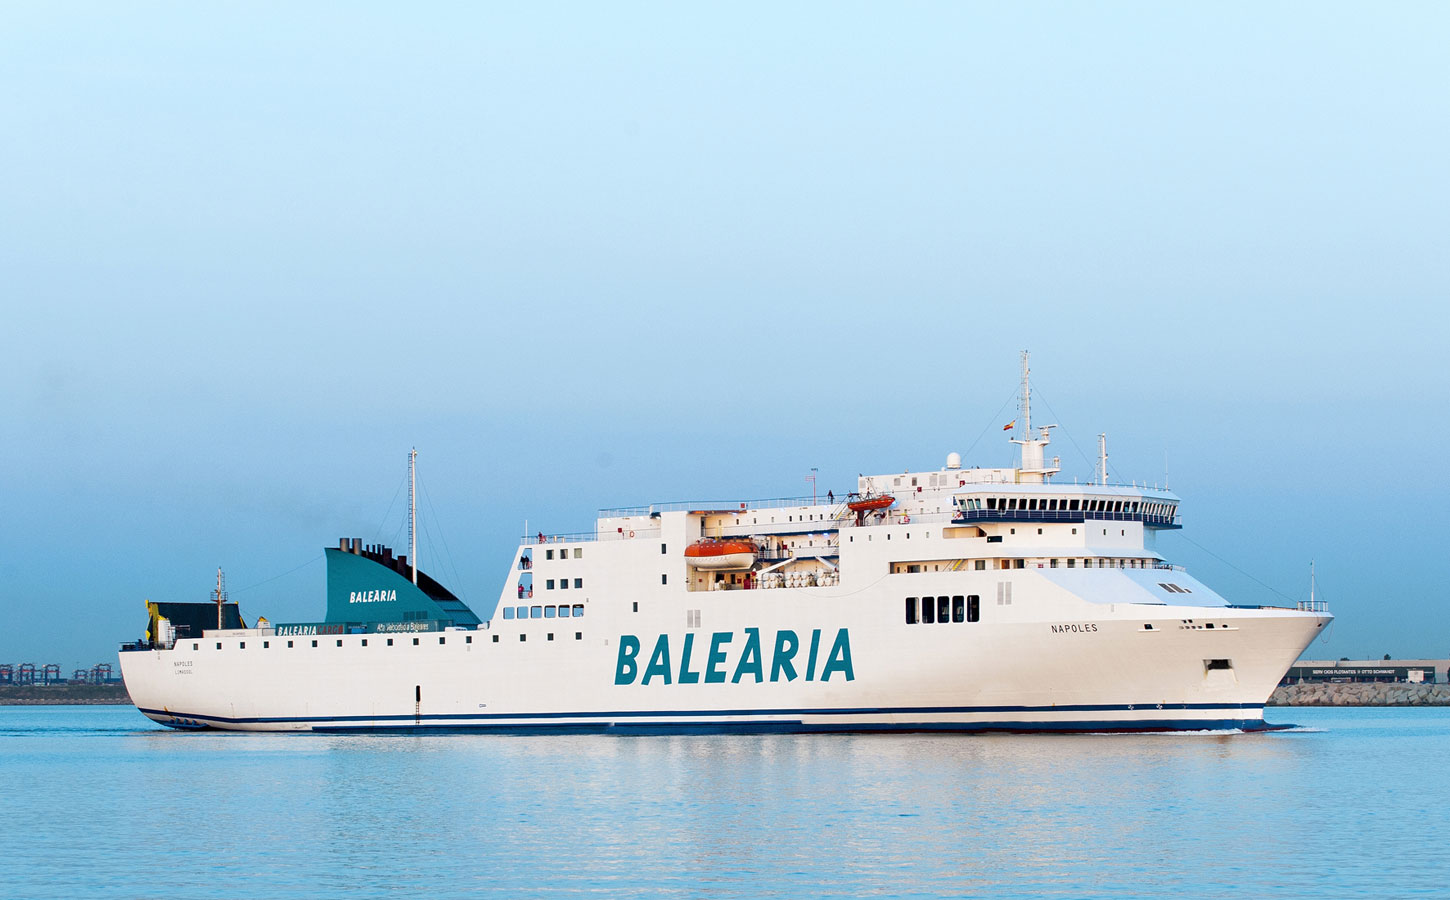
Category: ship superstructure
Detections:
[{"x1": 120, "y1": 355, "x2": 1330, "y2": 733}]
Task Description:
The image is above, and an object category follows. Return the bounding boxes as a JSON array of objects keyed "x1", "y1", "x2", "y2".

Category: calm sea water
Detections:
[{"x1": 1, "y1": 706, "x2": 1444, "y2": 899}]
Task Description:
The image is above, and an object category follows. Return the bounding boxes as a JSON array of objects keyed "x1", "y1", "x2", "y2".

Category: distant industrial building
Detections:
[
  {"x1": 1283, "y1": 659, "x2": 1446, "y2": 685},
  {"x1": 0, "y1": 663, "x2": 118, "y2": 685}
]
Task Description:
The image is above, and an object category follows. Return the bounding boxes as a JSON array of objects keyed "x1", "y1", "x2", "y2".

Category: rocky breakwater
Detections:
[
  {"x1": 0, "y1": 684, "x2": 132, "y2": 705},
  {"x1": 1269, "y1": 682, "x2": 1450, "y2": 706}
]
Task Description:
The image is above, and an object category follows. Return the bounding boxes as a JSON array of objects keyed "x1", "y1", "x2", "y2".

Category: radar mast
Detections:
[
  {"x1": 1010, "y1": 351, "x2": 1060, "y2": 484},
  {"x1": 409, "y1": 448, "x2": 418, "y2": 586}
]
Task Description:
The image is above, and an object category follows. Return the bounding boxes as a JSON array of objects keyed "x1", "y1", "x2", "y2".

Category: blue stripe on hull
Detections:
[
  {"x1": 138, "y1": 703, "x2": 1273, "y2": 735},
  {"x1": 307, "y1": 718, "x2": 1275, "y2": 736},
  {"x1": 138, "y1": 700, "x2": 1264, "y2": 728}
]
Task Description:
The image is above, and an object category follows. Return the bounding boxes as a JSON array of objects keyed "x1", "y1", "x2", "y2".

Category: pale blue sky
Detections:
[{"x1": 2, "y1": 2, "x2": 1447, "y2": 667}]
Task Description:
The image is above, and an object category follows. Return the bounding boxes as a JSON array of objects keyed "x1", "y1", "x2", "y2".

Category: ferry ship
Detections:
[{"x1": 119, "y1": 355, "x2": 1331, "y2": 733}]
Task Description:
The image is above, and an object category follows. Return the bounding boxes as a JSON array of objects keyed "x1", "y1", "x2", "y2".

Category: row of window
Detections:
[
  {"x1": 905, "y1": 595, "x2": 981, "y2": 625},
  {"x1": 198, "y1": 630, "x2": 587, "y2": 651},
  {"x1": 961, "y1": 496, "x2": 1175, "y2": 517},
  {"x1": 503, "y1": 604, "x2": 586, "y2": 620},
  {"x1": 892, "y1": 557, "x2": 1159, "y2": 574},
  {"x1": 705, "y1": 513, "x2": 832, "y2": 529},
  {"x1": 543, "y1": 578, "x2": 584, "y2": 590},
  {"x1": 215, "y1": 634, "x2": 477, "y2": 650},
  {"x1": 542, "y1": 547, "x2": 584, "y2": 561}
]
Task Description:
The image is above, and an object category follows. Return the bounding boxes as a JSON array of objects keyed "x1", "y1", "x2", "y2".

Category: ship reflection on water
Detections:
[
  {"x1": 4, "y1": 705, "x2": 1437, "y2": 897},
  {"x1": 110, "y1": 711, "x2": 1410, "y2": 897}
]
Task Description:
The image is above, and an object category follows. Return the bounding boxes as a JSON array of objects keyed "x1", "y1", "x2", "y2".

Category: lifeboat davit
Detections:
[
  {"x1": 684, "y1": 539, "x2": 757, "y2": 571},
  {"x1": 847, "y1": 494, "x2": 895, "y2": 513}
]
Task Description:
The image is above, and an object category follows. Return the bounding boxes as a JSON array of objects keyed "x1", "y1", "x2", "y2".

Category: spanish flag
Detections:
[{"x1": 1003, "y1": 420, "x2": 1016, "y2": 431}]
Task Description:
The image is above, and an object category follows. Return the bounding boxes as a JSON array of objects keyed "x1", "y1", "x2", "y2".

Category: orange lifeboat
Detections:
[
  {"x1": 846, "y1": 493, "x2": 895, "y2": 513},
  {"x1": 684, "y1": 539, "x2": 757, "y2": 571}
]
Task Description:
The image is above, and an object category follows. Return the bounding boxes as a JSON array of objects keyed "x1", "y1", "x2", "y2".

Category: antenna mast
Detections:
[
  {"x1": 409, "y1": 448, "x2": 418, "y2": 586},
  {"x1": 1019, "y1": 350, "x2": 1031, "y2": 439},
  {"x1": 1098, "y1": 434, "x2": 1109, "y2": 486},
  {"x1": 212, "y1": 567, "x2": 227, "y2": 631},
  {"x1": 1010, "y1": 351, "x2": 1059, "y2": 483}
]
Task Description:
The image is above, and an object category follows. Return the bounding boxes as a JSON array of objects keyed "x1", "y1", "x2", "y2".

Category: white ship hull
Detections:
[{"x1": 120, "y1": 560, "x2": 1328, "y2": 733}]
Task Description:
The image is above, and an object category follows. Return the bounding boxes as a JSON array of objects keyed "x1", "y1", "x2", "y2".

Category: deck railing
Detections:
[
  {"x1": 598, "y1": 495, "x2": 834, "y2": 517},
  {"x1": 520, "y1": 527, "x2": 663, "y2": 546}
]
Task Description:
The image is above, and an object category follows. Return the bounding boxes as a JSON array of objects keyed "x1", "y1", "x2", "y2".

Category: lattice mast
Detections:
[
  {"x1": 212, "y1": 568, "x2": 227, "y2": 631},
  {"x1": 409, "y1": 448, "x2": 418, "y2": 586},
  {"x1": 1010, "y1": 350, "x2": 1060, "y2": 483}
]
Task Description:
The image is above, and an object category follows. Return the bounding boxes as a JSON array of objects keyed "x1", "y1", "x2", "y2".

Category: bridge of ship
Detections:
[{"x1": 508, "y1": 480, "x2": 1182, "y2": 598}]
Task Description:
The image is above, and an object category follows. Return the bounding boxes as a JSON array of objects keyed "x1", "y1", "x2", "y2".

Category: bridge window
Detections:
[
  {"x1": 1067, "y1": 559, "x2": 1075, "y2": 568},
  {"x1": 905, "y1": 597, "x2": 918, "y2": 624},
  {"x1": 952, "y1": 595, "x2": 965, "y2": 623},
  {"x1": 936, "y1": 596, "x2": 949, "y2": 623},
  {"x1": 967, "y1": 595, "x2": 980, "y2": 622},
  {"x1": 921, "y1": 596, "x2": 935, "y2": 624}
]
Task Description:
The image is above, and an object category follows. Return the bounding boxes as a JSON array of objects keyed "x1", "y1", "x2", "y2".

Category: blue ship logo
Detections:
[{"x1": 614, "y1": 628, "x2": 854, "y2": 685}]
